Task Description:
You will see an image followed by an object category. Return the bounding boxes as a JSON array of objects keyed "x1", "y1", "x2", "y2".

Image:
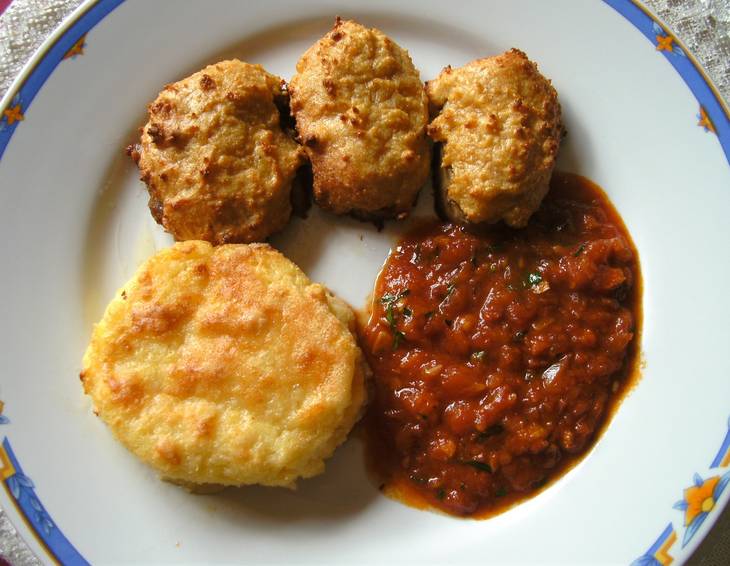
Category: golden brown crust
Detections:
[
  {"x1": 289, "y1": 19, "x2": 431, "y2": 218},
  {"x1": 136, "y1": 60, "x2": 306, "y2": 244},
  {"x1": 81, "y1": 241, "x2": 367, "y2": 487},
  {"x1": 426, "y1": 49, "x2": 562, "y2": 227}
]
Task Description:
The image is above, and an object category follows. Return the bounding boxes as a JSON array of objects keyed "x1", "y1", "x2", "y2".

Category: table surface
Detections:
[{"x1": 0, "y1": 1, "x2": 728, "y2": 564}]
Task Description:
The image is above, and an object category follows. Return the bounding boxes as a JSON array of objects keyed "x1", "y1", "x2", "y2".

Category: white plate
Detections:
[{"x1": 0, "y1": 1, "x2": 729, "y2": 564}]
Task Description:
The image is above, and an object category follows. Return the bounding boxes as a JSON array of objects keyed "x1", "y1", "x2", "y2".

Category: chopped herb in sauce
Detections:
[
  {"x1": 465, "y1": 461, "x2": 493, "y2": 473},
  {"x1": 476, "y1": 424, "x2": 504, "y2": 441},
  {"x1": 573, "y1": 243, "x2": 586, "y2": 257},
  {"x1": 392, "y1": 330, "x2": 406, "y2": 349},
  {"x1": 613, "y1": 283, "x2": 629, "y2": 302},
  {"x1": 526, "y1": 272, "x2": 543, "y2": 286},
  {"x1": 470, "y1": 350, "x2": 487, "y2": 363},
  {"x1": 385, "y1": 304, "x2": 395, "y2": 326},
  {"x1": 440, "y1": 283, "x2": 456, "y2": 308},
  {"x1": 380, "y1": 289, "x2": 410, "y2": 305},
  {"x1": 381, "y1": 290, "x2": 410, "y2": 349},
  {"x1": 495, "y1": 487, "x2": 508, "y2": 497}
]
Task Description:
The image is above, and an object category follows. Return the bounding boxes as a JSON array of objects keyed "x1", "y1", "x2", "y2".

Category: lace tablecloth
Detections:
[{"x1": 0, "y1": 1, "x2": 728, "y2": 564}]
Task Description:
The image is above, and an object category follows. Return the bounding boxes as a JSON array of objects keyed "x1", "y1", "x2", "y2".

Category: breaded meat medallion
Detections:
[
  {"x1": 133, "y1": 60, "x2": 306, "y2": 244},
  {"x1": 426, "y1": 49, "x2": 562, "y2": 228},
  {"x1": 289, "y1": 18, "x2": 431, "y2": 219},
  {"x1": 80, "y1": 241, "x2": 367, "y2": 488}
]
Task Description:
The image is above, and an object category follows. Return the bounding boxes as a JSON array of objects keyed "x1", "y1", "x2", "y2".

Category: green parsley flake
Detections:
[
  {"x1": 385, "y1": 304, "x2": 395, "y2": 326},
  {"x1": 381, "y1": 290, "x2": 410, "y2": 349},
  {"x1": 476, "y1": 424, "x2": 504, "y2": 441},
  {"x1": 380, "y1": 289, "x2": 410, "y2": 305},
  {"x1": 465, "y1": 461, "x2": 493, "y2": 473},
  {"x1": 471, "y1": 350, "x2": 487, "y2": 363},
  {"x1": 527, "y1": 272, "x2": 543, "y2": 286},
  {"x1": 573, "y1": 243, "x2": 586, "y2": 257},
  {"x1": 440, "y1": 283, "x2": 456, "y2": 308},
  {"x1": 393, "y1": 330, "x2": 406, "y2": 350}
]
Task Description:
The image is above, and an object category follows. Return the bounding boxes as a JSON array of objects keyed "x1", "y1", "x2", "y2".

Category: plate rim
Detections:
[{"x1": 0, "y1": 1, "x2": 728, "y2": 564}]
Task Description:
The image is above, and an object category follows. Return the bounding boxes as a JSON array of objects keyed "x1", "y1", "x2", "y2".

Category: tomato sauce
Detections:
[{"x1": 360, "y1": 173, "x2": 642, "y2": 517}]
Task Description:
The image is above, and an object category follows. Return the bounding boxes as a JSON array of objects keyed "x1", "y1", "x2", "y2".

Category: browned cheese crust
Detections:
[
  {"x1": 426, "y1": 49, "x2": 562, "y2": 227},
  {"x1": 81, "y1": 241, "x2": 368, "y2": 487},
  {"x1": 134, "y1": 60, "x2": 306, "y2": 244},
  {"x1": 289, "y1": 19, "x2": 431, "y2": 219}
]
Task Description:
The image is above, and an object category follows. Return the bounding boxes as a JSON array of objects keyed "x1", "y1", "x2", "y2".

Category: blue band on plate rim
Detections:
[
  {"x1": 0, "y1": 1, "x2": 728, "y2": 564},
  {"x1": 0, "y1": 438, "x2": 89, "y2": 566},
  {"x1": 604, "y1": 0, "x2": 729, "y2": 162}
]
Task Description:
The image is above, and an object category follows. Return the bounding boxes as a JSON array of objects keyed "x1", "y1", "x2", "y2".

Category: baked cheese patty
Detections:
[{"x1": 81, "y1": 241, "x2": 367, "y2": 487}]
